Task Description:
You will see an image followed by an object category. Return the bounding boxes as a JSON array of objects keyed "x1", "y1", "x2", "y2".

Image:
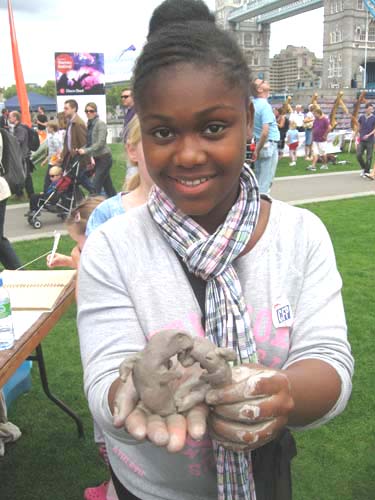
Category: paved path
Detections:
[
  {"x1": 271, "y1": 170, "x2": 374, "y2": 205},
  {"x1": 5, "y1": 170, "x2": 375, "y2": 243}
]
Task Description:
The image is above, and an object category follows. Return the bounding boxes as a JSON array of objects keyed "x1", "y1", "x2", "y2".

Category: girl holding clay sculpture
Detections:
[{"x1": 77, "y1": 1, "x2": 353, "y2": 500}]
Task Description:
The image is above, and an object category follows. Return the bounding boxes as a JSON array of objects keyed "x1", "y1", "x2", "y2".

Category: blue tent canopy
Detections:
[{"x1": 5, "y1": 92, "x2": 56, "y2": 112}]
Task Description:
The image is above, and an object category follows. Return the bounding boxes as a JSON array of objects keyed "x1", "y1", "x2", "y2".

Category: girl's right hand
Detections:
[
  {"x1": 47, "y1": 252, "x2": 74, "y2": 268},
  {"x1": 110, "y1": 371, "x2": 208, "y2": 453}
]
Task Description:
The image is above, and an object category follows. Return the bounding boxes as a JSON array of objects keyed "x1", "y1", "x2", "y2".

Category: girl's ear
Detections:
[
  {"x1": 246, "y1": 101, "x2": 254, "y2": 140},
  {"x1": 126, "y1": 143, "x2": 138, "y2": 166}
]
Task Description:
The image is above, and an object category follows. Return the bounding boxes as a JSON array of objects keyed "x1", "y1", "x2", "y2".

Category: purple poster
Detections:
[{"x1": 55, "y1": 52, "x2": 105, "y2": 96}]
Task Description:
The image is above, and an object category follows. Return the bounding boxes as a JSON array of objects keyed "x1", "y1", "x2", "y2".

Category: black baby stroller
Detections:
[{"x1": 26, "y1": 159, "x2": 84, "y2": 229}]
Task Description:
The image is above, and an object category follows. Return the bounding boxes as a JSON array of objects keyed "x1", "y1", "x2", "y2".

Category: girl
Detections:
[
  {"x1": 274, "y1": 107, "x2": 289, "y2": 159},
  {"x1": 285, "y1": 120, "x2": 299, "y2": 166},
  {"x1": 47, "y1": 196, "x2": 105, "y2": 270},
  {"x1": 86, "y1": 116, "x2": 153, "y2": 235},
  {"x1": 77, "y1": 2, "x2": 353, "y2": 500}
]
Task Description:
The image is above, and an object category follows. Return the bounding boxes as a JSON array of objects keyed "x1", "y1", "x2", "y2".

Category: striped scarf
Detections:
[{"x1": 148, "y1": 163, "x2": 260, "y2": 500}]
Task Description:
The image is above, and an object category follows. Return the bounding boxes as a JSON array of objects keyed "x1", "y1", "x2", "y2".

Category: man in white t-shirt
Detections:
[{"x1": 289, "y1": 104, "x2": 305, "y2": 132}]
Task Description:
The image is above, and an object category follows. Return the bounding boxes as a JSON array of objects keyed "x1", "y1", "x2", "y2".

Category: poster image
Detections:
[{"x1": 55, "y1": 52, "x2": 105, "y2": 96}]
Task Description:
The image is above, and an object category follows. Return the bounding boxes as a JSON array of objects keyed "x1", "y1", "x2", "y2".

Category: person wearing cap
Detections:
[
  {"x1": 357, "y1": 102, "x2": 375, "y2": 177},
  {"x1": 26, "y1": 166, "x2": 63, "y2": 215}
]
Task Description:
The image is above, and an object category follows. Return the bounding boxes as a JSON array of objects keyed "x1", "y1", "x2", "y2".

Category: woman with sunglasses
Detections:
[{"x1": 77, "y1": 103, "x2": 116, "y2": 198}]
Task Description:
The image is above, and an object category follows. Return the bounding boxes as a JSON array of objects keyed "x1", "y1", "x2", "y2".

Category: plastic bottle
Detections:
[{"x1": 0, "y1": 277, "x2": 14, "y2": 350}]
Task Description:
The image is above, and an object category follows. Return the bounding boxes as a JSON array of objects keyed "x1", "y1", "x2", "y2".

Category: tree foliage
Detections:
[
  {"x1": 106, "y1": 84, "x2": 130, "y2": 113},
  {"x1": 37, "y1": 80, "x2": 57, "y2": 98},
  {"x1": 4, "y1": 80, "x2": 57, "y2": 99},
  {"x1": 4, "y1": 80, "x2": 130, "y2": 115}
]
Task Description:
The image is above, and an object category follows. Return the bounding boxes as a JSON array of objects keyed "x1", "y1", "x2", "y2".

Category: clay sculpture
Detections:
[{"x1": 118, "y1": 330, "x2": 237, "y2": 417}]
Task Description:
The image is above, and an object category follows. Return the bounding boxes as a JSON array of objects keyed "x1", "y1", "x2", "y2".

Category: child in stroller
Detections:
[{"x1": 25, "y1": 159, "x2": 83, "y2": 229}]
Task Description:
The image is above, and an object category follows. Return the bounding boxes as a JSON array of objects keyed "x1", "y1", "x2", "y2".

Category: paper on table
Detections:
[
  {"x1": 1, "y1": 270, "x2": 76, "y2": 311},
  {"x1": 12, "y1": 310, "x2": 45, "y2": 340}
]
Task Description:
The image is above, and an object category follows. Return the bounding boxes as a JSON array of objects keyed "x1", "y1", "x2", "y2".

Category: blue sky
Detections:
[{"x1": 0, "y1": 0, "x2": 323, "y2": 88}]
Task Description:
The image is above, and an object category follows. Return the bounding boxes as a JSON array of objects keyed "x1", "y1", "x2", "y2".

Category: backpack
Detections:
[
  {"x1": 0, "y1": 129, "x2": 27, "y2": 193},
  {"x1": 21, "y1": 124, "x2": 40, "y2": 152}
]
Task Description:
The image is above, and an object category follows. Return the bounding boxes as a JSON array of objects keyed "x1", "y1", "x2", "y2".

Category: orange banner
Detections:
[{"x1": 8, "y1": 0, "x2": 31, "y2": 126}]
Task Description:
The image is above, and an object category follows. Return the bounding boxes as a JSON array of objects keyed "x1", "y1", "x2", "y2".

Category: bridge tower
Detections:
[
  {"x1": 215, "y1": 0, "x2": 271, "y2": 80},
  {"x1": 323, "y1": 0, "x2": 375, "y2": 89},
  {"x1": 216, "y1": 0, "x2": 375, "y2": 91}
]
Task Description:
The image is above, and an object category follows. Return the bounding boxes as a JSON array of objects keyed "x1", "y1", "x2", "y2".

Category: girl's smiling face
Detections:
[{"x1": 138, "y1": 63, "x2": 252, "y2": 233}]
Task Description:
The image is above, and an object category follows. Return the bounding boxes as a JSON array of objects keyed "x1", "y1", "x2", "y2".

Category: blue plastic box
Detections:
[{"x1": 3, "y1": 361, "x2": 32, "y2": 409}]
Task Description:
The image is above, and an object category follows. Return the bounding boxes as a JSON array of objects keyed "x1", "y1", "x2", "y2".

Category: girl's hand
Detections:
[
  {"x1": 111, "y1": 364, "x2": 208, "y2": 453},
  {"x1": 47, "y1": 252, "x2": 74, "y2": 268},
  {"x1": 205, "y1": 364, "x2": 294, "y2": 451},
  {"x1": 125, "y1": 401, "x2": 208, "y2": 453}
]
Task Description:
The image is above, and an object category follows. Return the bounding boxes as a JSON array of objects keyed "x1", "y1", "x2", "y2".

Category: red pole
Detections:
[{"x1": 8, "y1": 0, "x2": 31, "y2": 127}]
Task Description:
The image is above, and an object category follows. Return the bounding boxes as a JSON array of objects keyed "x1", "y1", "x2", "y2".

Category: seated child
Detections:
[
  {"x1": 41, "y1": 121, "x2": 62, "y2": 192},
  {"x1": 27, "y1": 166, "x2": 63, "y2": 215}
]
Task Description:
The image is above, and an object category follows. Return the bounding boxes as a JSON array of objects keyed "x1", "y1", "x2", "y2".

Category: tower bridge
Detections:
[
  {"x1": 235, "y1": 0, "x2": 323, "y2": 24},
  {"x1": 227, "y1": 0, "x2": 323, "y2": 23},
  {"x1": 216, "y1": 0, "x2": 375, "y2": 92},
  {"x1": 256, "y1": 0, "x2": 323, "y2": 24}
]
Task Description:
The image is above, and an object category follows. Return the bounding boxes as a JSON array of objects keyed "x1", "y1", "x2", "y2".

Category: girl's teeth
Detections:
[{"x1": 178, "y1": 177, "x2": 208, "y2": 186}]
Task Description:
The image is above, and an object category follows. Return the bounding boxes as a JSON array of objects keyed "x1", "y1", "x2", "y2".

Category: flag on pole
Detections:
[
  {"x1": 118, "y1": 45, "x2": 136, "y2": 60},
  {"x1": 8, "y1": 0, "x2": 31, "y2": 126}
]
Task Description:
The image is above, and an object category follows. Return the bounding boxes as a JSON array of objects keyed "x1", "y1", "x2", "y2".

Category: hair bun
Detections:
[{"x1": 148, "y1": 0, "x2": 215, "y2": 38}]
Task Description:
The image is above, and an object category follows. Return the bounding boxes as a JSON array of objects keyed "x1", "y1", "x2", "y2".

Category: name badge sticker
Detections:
[{"x1": 272, "y1": 297, "x2": 294, "y2": 328}]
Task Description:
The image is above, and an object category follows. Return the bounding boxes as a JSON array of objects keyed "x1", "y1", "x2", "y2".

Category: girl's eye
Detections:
[
  {"x1": 154, "y1": 128, "x2": 173, "y2": 139},
  {"x1": 204, "y1": 123, "x2": 225, "y2": 135}
]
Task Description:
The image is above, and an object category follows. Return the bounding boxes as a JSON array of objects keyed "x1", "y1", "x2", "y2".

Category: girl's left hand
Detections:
[{"x1": 205, "y1": 364, "x2": 294, "y2": 451}]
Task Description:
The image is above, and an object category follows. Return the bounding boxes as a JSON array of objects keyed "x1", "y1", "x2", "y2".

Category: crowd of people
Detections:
[
  {"x1": 248, "y1": 89, "x2": 375, "y2": 191},
  {"x1": 0, "y1": 2, "x2": 359, "y2": 500},
  {"x1": 248, "y1": 85, "x2": 335, "y2": 192}
]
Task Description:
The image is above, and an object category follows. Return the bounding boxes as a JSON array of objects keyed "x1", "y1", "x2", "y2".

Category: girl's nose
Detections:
[{"x1": 174, "y1": 135, "x2": 206, "y2": 168}]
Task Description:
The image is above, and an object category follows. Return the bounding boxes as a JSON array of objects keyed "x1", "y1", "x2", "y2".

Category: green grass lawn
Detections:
[
  {"x1": 0, "y1": 196, "x2": 374, "y2": 499},
  {"x1": 276, "y1": 148, "x2": 360, "y2": 177}
]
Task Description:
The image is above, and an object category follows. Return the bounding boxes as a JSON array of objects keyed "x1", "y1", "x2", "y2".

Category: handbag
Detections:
[{"x1": 177, "y1": 255, "x2": 296, "y2": 500}]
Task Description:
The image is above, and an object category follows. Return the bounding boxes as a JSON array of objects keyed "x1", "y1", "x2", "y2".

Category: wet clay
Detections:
[{"x1": 119, "y1": 330, "x2": 236, "y2": 417}]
